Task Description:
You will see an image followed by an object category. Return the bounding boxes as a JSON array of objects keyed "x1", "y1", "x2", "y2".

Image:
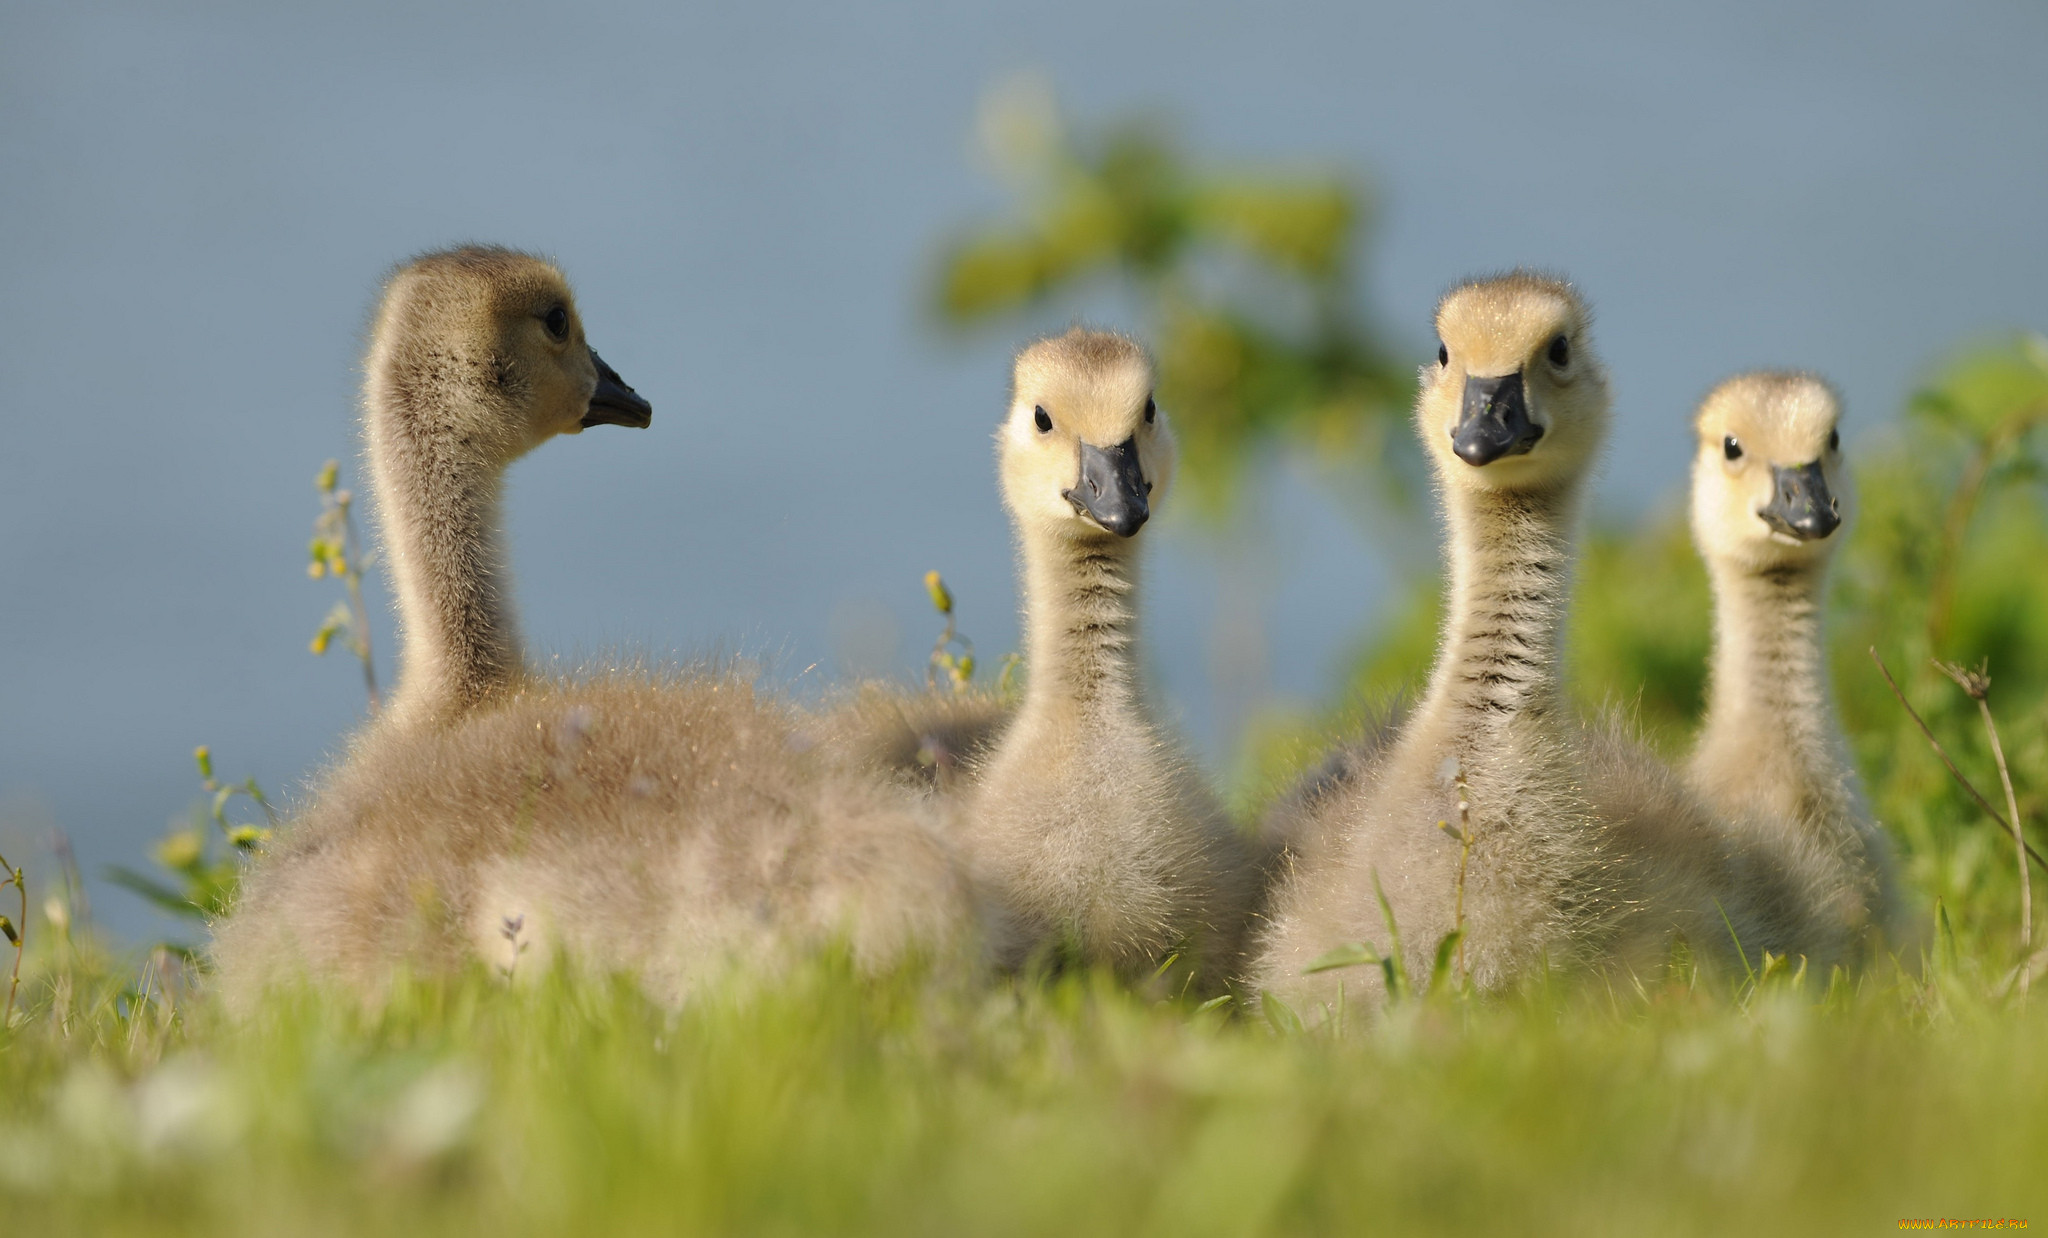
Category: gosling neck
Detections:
[
  {"x1": 1017, "y1": 526, "x2": 1143, "y2": 725},
  {"x1": 365, "y1": 363, "x2": 525, "y2": 729},
  {"x1": 1421, "y1": 478, "x2": 1581, "y2": 738},
  {"x1": 1696, "y1": 555, "x2": 1845, "y2": 821}
]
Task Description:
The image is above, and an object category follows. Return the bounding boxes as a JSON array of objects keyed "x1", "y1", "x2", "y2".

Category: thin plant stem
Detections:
[
  {"x1": 312, "y1": 463, "x2": 381, "y2": 713},
  {"x1": 1934, "y1": 659, "x2": 2033, "y2": 999},
  {"x1": 2, "y1": 852, "x2": 25, "y2": 1029},
  {"x1": 923, "y1": 571, "x2": 976, "y2": 692},
  {"x1": 51, "y1": 829, "x2": 89, "y2": 936},
  {"x1": 127, "y1": 952, "x2": 158, "y2": 1055},
  {"x1": 1870, "y1": 648, "x2": 2048, "y2": 876},
  {"x1": 1978, "y1": 696, "x2": 2030, "y2": 998}
]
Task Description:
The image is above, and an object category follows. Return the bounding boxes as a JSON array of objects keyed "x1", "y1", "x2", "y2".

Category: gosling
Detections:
[
  {"x1": 212, "y1": 247, "x2": 981, "y2": 1008},
  {"x1": 960, "y1": 328, "x2": 1257, "y2": 989},
  {"x1": 1687, "y1": 372, "x2": 1904, "y2": 957}
]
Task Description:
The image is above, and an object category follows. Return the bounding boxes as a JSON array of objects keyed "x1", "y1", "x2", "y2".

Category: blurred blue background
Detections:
[{"x1": 3, "y1": 0, "x2": 2045, "y2": 938}]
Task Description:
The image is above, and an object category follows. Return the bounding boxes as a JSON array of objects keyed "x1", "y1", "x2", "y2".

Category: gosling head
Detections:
[
  {"x1": 1691, "y1": 372, "x2": 1846, "y2": 572},
  {"x1": 998, "y1": 328, "x2": 1173, "y2": 543},
  {"x1": 1419, "y1": 272, "x2": 1608, "y2": 495},
  {"x1": 370, "y1": 246, "x2": 652, "y2": 463}
]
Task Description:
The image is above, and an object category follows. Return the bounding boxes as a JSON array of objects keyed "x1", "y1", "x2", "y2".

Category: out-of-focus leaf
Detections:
[
  {"x1": 930, "y1": 96, "x2": 1412, "y2": 515},
  {"x1": 1187, "y1": 178, "x2": 1357, "y2": 278},
  {"x1": 104, "y1": 867, "x2": 207, "y2": 920}
]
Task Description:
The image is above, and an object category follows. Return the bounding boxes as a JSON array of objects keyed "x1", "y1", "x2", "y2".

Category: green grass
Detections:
[{"x1": 3, "y1": 938, "x2": 2044, "y2": 1236}]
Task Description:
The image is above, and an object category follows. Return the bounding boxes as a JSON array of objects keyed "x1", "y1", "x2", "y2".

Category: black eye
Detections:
[
  {"x1": 1724, "y1": 435, "x2": 1743, "y2": 461},
  {"x1": 1033, "y1": 406, "x2": 1052, "y2": 434},
  {"x1": 1548, "y1": 335, "x2": 1570, "y2": 367},
  {"x1": 1828, "y1": 428, "x2": 1840, "y2": 452},
  {"x1": 1144, "y1": 396, "x2": 1156, "y2": 425},
  {"x1": 1437, "y1": 343, "x2": 1449, "y2": 368},
  {"x1": 543, "y1": 305, "x2": 569, "y2": 340}
]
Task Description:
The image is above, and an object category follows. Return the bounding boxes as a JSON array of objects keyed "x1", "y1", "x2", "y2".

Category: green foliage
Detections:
[
  {"x1": 307, "y1": 458, "x2": 381, "y2": 713},
  {"x1": 1831, "y1": 334, "x2": 2048, "y2": 951},
  {"x1": 113, "y1": 461, "x2": 373, "y2": 942},
  {"x1": 1299, "y1": 875, "x2": 1470, "y2": 1015},
  {"x1": 922, "y1": 568, "x2": 1022, "y2": 698},
  {"x1": 932, "y1": 78, "x2": 1413, "y2": 515},
  {"x1": 105, "y1": 746, "x2": 273, "y2": 940},
  {"x1": 922, "y1": 569, "x2": 979, "y2": 691}
]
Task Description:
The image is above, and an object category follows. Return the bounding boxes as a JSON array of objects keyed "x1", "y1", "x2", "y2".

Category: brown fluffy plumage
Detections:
[
  {"x1": 1256, "y1": 275, "x2": 1817, "y2": 1016},
  {"x1": 1687, "y1": 372, "x2": 1906, "y2": 957},
  {"x1": 212, "y1": 248, "x2": 980, "y2": 1006},
  {"x1": 214, "y1": 668, "x2": 978, "y2": 1005},
  {"x1": 811, "y1": 684, "x2": 1015, "y2": 795}
]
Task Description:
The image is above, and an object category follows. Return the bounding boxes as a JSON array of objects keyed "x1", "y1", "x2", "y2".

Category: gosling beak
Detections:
[
  {"x1": 1063, "y1": 436, "x2": 1150, "y2": 537},
  {"x1": 1757, "y1": 460, "x2": 1840, "y2": 541},
  {"x1": 582, "y1": 349, "x2": 654, "y2": 429},
  {"x1": 1451, "y1": 371, "x2": 1544, "y2": 467}
]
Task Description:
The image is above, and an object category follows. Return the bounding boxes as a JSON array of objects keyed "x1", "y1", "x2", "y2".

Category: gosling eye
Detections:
[
  {"x1": 1547, "y1": 335, "x2": 1570, "y2": 368},
  {"x1": 1828, "y1": 428, "x2": 1840, "y2": 452},
  {"x1": 1144, "y1": 396, "x2": 1156, "y2": 425},
  {"x1": 543, "y1": 305, "x2": 569, "y2": 340},
  {"x1": 1033, "y1": 406, "x2": 1053, "y2": 434},
  {"x1": 1723, "y1": 435, "x2": 1743, "y2": 462},
  {"x1": 1437, "y1": 342, "x2": 1449, "y2": 368}
]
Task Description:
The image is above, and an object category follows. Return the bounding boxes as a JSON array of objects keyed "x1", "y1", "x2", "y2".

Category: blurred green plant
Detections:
[
  {"x1": 106, "y1": 745, "x2": 274, "y2": 941},
  {"x1": 932, "y1": 75, "x2": 1414, "y2": 515},
  {"x1": 109, "y1": 458, "x2": 380, "y2": 947},
  {"x1": 1875, "y1": 650, "x2": 2045, "y2": 996},
  {"x1": 1833, "y1": 334, "x2": 2048, "y2": 973},
  {"x1": 308, "y1": 458, "x2": 380, "y2": 712},
  {"x1": 922, "y1": 569, "x2": 1021, "y2": 697},
  {"x1": 1301, "y1": 873, "x2": 1428, "y2": 1008},
  {"x1": 923, "y1": 570, "x2": 977, "y2": 691}
]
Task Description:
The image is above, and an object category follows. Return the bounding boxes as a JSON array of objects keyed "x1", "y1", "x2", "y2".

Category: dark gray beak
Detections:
[
  {"x1": 1063, "y1": 436, "x2": 1150, "y2": 537},
  {"x1": 1758, "y1": 460, "x2": 1840, "y2": 540},
  {"x1": 582, "y1": 349, "x2": 653, "y2": 429},
  {"x1": 1451, "y1": 371, "x2": 1544, "y2": 467}
]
